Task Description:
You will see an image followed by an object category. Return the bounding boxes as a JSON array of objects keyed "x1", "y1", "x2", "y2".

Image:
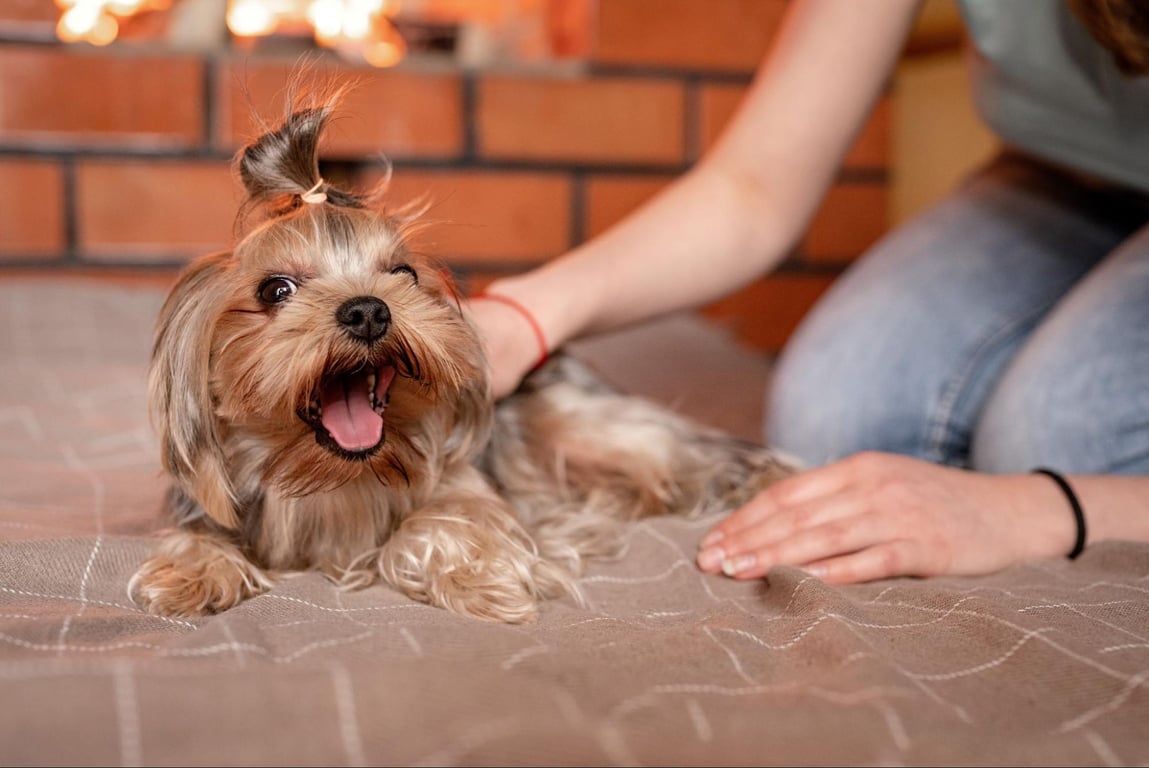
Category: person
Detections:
[{"x1": 467, "y1": 0, "x2": 1149, "y2": 585}]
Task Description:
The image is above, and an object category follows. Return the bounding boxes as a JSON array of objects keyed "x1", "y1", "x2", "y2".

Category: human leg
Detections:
[
  {"x1": 971, "y1": 223, "x2": 1149, "y2": 475},
  {"x1": 767, "y1": 156, "x2": 1147, "y2": 467}
]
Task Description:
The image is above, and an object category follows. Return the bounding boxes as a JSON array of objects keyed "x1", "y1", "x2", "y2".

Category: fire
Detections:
[
  {"x1": 55, "y1": 0, "x2": 169, "y2": 46},
  {"x1": 54, "y1": 0, "x2": 408, "y2": 67},
  {"x1": 226, "y1": 0, "x2": 407, "y2": 67},
  {"x1": 54, "y1": 0, "x2": 586, "y2": 69}
]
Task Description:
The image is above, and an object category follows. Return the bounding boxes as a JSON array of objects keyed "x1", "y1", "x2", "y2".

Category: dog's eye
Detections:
[
  {"x1": 257, "y1": 276, "x2": 298, "y2": 304},
  {"x1": 390, "y1": 264, "x2": 417, "y2": 283}
]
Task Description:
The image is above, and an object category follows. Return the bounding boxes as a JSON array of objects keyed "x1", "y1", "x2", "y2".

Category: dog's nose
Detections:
[{"x1": 336, "y1": 296, "x2": 391, "y2": 342}]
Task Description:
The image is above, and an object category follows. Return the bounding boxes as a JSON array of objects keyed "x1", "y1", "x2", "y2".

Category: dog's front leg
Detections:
[
  {"x1": 376, "y1": 490, "x2": 576, "y2": 623},
  {"x1": 129, "y1": 528, "x2": 274, "y2": 617}
]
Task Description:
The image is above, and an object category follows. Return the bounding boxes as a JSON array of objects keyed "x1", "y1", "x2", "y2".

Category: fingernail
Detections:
[
  {"x1": 700, "y1": 529, "x2": 724, "y2": 548},
  {"x1": 721, "y1": 554, "x2": 757, "y2": 577},
  {"x1": 697, "y1": 546, "x2": 725, "y2": 571},
  {"x1": 802, "y1": 565, "x2": 826, "y2": 580}
]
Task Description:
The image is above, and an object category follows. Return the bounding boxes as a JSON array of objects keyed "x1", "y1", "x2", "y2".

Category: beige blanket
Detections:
[{"x1": 2, "y1": 280, "x2": 1147, "y2": 766}]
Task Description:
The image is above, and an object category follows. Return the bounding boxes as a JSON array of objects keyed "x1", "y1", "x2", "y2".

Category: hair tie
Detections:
[
  {"x1": 1032, "y1": 468, "x2": 1087, "y2": 559},
  {"x1": 472, "y1": 292, "x2": 548, "y2": 372},
  {"x1": 300, "y1": 178, "x2": 327, "y2": 205}
]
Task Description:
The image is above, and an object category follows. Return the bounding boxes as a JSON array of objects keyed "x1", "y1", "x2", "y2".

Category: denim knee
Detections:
[
  {"x1": 766, "y1": 328, "x2": 928, "y2": 467},
  {"x1": 972, "y1": 231, "x2": 1149, "y2": 475},
  {"x1": 971, "y1": 326, "x2": 1149, "y2": 475},
  {"x1": 766, "y1": 155, "x2": 1148, "y2": 470},
  {"x1": 971, "y1": 360, "x2": 1149, "y2": 475}
]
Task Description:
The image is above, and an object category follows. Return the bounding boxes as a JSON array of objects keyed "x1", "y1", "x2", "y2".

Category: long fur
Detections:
[{"x1": 130, "y1": 91, "x2": 795, "y2": 623}]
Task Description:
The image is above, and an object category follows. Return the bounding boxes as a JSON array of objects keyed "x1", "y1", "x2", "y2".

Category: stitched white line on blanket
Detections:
[{"x1": 55, "y1": 446, "x2": 105, "y2": 654}]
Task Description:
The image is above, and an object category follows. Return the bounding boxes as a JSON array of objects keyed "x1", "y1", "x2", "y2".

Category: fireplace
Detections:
[{"x1": 52, "y1": 0, "x2": 593, "y2": 70}]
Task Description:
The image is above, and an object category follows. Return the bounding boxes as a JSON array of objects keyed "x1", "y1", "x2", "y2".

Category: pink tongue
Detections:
[{"x1": 319, "y1": 372, "x2": 383, "y2": 452}]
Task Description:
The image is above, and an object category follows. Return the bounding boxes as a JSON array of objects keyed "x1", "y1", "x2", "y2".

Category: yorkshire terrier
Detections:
[{"x1": 129, "y1": 93, "x2": 795, "y2": 623}]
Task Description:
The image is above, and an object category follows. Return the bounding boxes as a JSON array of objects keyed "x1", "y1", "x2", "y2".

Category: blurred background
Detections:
[{"x1": 0, "y1": 0, "x2": 997, "y2": 355}]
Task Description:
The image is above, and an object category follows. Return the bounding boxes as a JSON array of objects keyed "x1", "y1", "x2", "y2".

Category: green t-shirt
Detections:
[{"x1": 959, "y1": 0, "x2": 1149, "y2": 192}]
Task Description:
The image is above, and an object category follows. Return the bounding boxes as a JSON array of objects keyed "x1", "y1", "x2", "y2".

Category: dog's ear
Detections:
[{"x1": 149, "y1": 250, "x2": 240, "y2": 530}]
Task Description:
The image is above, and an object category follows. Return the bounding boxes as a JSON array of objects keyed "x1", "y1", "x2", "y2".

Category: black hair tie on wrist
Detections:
[{"x1": 1032, "y1": 468, "x2": 1087, "y2": 560}]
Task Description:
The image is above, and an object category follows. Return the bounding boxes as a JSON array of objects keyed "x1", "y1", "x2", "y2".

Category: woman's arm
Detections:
[
  {"x1": 472, "y1": 0, "x2": 923, "y2": 396},
  {"x1": 697, "y1": 452, "x2": 1149, "y2": 583}
]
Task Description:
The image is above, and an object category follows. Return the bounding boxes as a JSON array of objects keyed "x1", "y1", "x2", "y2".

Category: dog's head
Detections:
[{"x1": 150, "y1": 99, "x2": 490, "y2": 529}]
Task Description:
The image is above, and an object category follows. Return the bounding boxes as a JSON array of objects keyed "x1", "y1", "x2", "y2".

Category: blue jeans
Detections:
[{"x1": 767, "y1": 154, "x2": 1149, "y2": 475}]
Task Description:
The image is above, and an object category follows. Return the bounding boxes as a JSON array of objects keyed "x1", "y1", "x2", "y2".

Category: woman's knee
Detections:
[
  {"x1": 972, "y1": 371, "x2": 1149, "y2": 475},
  {"x1": 766, "y1": 156, "x2": 1143, "y2": 469},
  {"x1": 972, "y1": 233, "x2": 1149, "y2": 475},
  {"x1": 766, "y1": 319, "x2": 930, "y2": 466}
]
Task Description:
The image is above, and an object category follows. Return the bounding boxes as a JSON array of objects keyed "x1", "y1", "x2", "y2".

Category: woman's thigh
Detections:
[
  {"x1": 971, "y1": 223, "x2": 1149, "y2": 475},
  {"x1": 767, "y1": 156, "x2": 1145, "y2": 467}
]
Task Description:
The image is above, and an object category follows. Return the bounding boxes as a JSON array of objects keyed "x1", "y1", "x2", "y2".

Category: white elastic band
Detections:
[{"x1": 300, "y1": 178, "x2": 327, "y2": 204}]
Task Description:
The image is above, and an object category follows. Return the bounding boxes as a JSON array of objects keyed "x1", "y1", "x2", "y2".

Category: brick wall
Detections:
[{"x1": 0, "y1": 0, "x2": 890, "y2": 353}]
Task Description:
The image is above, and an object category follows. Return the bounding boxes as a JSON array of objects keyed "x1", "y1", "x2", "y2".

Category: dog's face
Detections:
[{"x1": 151, "y1": 203, "x2": 491, "y2": 526}]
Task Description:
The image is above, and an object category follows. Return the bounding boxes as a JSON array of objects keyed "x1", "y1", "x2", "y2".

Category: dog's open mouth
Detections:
[{"x1": 300, "y1": 364, "x2": 397, "y2": 457}]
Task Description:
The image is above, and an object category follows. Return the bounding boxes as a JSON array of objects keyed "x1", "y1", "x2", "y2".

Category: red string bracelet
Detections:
[{"x1": 472, "y1": 292, "x2": 549, "y2": 371}]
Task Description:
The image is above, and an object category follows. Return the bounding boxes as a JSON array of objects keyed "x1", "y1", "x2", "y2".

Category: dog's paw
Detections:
[
  {"x1": 377, "y1": 532, "x2": 565, "y2": 623},
  {"x1": 129, "y1": 533, "x2": 274, "y2": 617},
  {"x1": 380, "y1": 548, "x2": 543, "y2": 623},
  {"x1": 436, "y1": 561, "x2": 543, "y2": 623}
]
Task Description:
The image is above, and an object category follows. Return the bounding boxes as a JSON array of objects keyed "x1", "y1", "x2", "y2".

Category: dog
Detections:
[{"x1": 129, "y1": 93, "x2": 795, "y2": 623}]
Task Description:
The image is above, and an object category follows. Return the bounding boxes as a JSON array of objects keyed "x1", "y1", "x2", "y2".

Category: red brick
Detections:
[
  {"x1": 697, "y1": 84, "x2": 744, "y2": 155},
  {"x1": 217, "y1": 59, "x2": 463, "y2": 159},
  {"x1": 0, "y1": 159, "x2": 64, "y2": 258},
  {"x1": 372, "y1": 169, "x2": 572, "y2": 264},
  {"x1": 0, "y1": 270, "x2": 179, "y2": 289},
  {"x1": 584, "y1": 175, "x2": 670, "y2": 238},
  {"x1": 0, "y1": 47, "x2": 203, "y2": 148},
  {"x1": 595, "y1": 0, "x2": 787, "y2": 72},
  {"x1": 699, "y1": 85, "x2": 891, "y2": 169},
  {"x1": 845, "y1": 98, "x2": 891, "y2": 169},
  {"x1": 703, "y1": 273, "x2": 836, "y2": 353},
  {"x1": 803, "y1": 183, "x2": 888, "y2": 262},
  {"x1": 453, "y1": 270, "x2": 501, "y2": 298},
  {"x1": 0, "y1": 0, "x2": 55, "y2": 30},
  {"x1": 478, "y1": 75, "x2": 684, "y2": 165},
  {"x1": 76, "y1": 160, "x2": 241, "y2": 261},
  {"x1": 0, "y1": 0, "x2": 56, "y2": 39},
  {"x1": 547, "y1": 0, "x2": 595, "y2": 58}
]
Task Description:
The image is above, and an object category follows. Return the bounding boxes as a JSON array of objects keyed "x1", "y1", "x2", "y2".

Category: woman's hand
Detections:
[
  {"x1": 696, "y1": 451, "x2": 1079, "y2": 584},
  {"x1": 466, "y1": 295, "x2": 548, "y2": 400}
]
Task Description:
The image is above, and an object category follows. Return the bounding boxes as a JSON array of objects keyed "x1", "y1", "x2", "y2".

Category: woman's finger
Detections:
[
  {"x1": 718, "y1": 514, "x2": 893, "y2": 580},
  {"x1": 701, "y1": 460, "x2": 854, "y2": 547},
  {"x1": 697, "y1": 491, "x2": 863, "y2": 573},
  {"x1": 800, "y1": 541, "x2": 921, "y2": 585}
]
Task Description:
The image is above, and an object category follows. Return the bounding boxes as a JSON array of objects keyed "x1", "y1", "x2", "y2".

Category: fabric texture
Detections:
[
  {"x1": 2, "y1": 280, "x2": 1149, "y2": 766},
  {"x1": 959, "y1": 0, "x2": 1149, "y2": 194},
  {"x1": 769, "y1": 154, "x2": 1149, "y2": 474}
]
